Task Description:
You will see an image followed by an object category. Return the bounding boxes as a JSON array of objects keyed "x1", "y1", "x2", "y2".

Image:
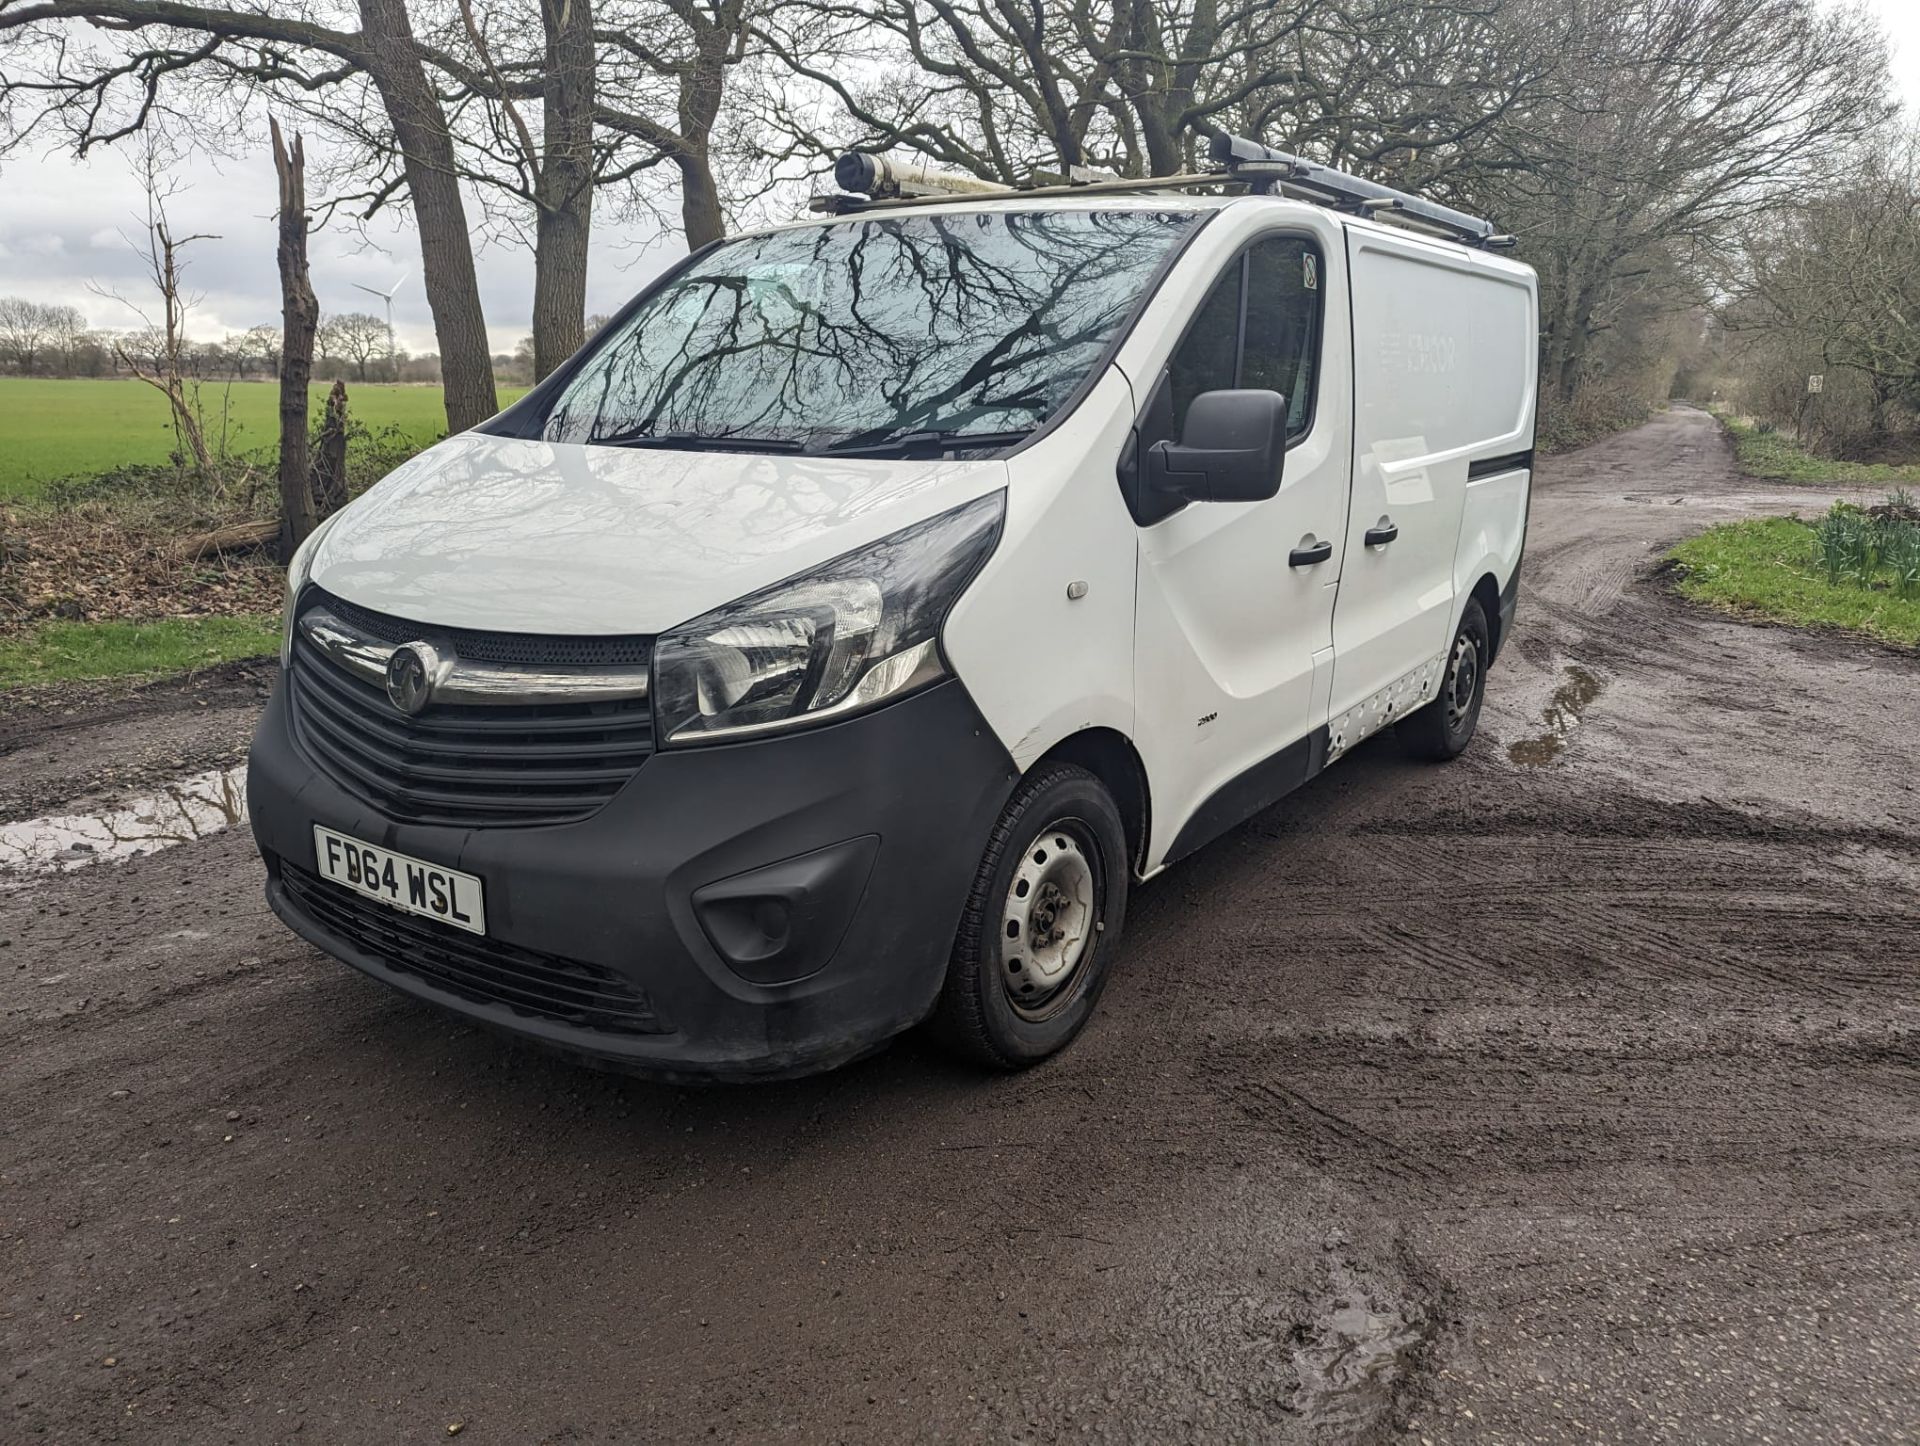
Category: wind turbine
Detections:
[{"x1": 350, "y1": 272, "x2": 408, "y2": 377}]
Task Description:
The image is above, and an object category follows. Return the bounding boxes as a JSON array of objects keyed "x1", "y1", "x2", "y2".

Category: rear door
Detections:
[{"x1": 1127, "y1": 213, "x2": 1355, "y2": 865}]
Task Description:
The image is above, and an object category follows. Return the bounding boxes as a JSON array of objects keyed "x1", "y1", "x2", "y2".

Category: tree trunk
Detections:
[
  {"x1": 676, "y1": 149, "x2": 725, "y2": 250},
  {"x1": 533, "y1": 200, "x2": 592, "y2": 379},
  {"x1": 311, "y1": 379, "x2": 350, "y2": 517},
  {"x1": 673, "y1": 18, "x2": 732, "y2": 252},
  {"x1": 357, "y1": 0, "x2": 498, "y2": 433},
  {"x1": 530, "y1": 0, "x2": 596, "y2": 381},
  {"x1": 271, "y1": 118, "x2": 320, "y2": 561}
]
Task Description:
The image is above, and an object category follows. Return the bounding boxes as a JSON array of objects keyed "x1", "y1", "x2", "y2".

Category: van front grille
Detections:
[
  {"x1": 315, "y1": 589, "x2": 654, "y2": 667},
  {"x1": 288, "y1": 593, "x2": 654, "y2": 828},
  {"x1": 281, "y1": 862, "x2": 668, "y2": 1036}
]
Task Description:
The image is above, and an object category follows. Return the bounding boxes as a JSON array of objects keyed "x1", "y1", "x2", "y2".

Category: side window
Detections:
[
  {"x1": 1163, "y1": 236, "x2": 1323, "y2": 442},
  {"x1": 1242, "y1": 239, "x2": 1321, "y2": 440},
  {"x1": 1166, "y1": 269, "x2": 1241, "y2": 431},
  {"x1": 1123, "y1": 234, "x2": 1325, "y2": 525}
]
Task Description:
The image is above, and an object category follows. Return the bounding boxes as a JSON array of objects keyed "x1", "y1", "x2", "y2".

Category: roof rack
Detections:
[
  {"x1": 813, "y1": 135, "x2": 1514, "y2": 250},
  {"x1": 1206, "y1": 136, "x2": 1514, "y2": 249}
]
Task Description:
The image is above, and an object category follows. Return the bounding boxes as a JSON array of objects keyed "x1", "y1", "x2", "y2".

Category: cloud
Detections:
[{"x1": 0, "y1": 135, "x2": 683, "y2": 356}]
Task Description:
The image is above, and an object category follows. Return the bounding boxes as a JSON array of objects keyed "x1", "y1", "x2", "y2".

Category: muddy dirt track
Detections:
[{"x1": 4, "y1": 406, "x2": 1917, "y2": 1443}]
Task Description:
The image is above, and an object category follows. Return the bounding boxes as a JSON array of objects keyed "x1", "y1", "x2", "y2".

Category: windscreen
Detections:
[{"x1": 538, "y1": 208, "x2": 1197, "y2": 453}]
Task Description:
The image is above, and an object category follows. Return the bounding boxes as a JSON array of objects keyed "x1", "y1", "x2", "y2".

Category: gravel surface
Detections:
[{"x1": 3, "y1": 406, "x2": 1916, "y2": 1443}]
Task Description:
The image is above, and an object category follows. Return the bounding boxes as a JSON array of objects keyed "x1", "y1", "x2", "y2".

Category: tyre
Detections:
[
  {"x1": 1398, "y1": 597, "x2": 1490, "y2": 762},
  {"x1": 930, "y1": 762, "x2": 1129, "y2": 1070}
]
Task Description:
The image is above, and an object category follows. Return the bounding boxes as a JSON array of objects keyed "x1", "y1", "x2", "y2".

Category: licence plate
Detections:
[{"x1": 312, "y1": 825, "x2": 487, "y2": 935}]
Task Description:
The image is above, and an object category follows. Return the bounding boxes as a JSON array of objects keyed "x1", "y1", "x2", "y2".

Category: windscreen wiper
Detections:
[
  {"x1": 815, "y1": 428, "x2": 1035, "y2": 458},
  {"x1": 598, "y1": 431, "x2": 807, "y2": 454}
]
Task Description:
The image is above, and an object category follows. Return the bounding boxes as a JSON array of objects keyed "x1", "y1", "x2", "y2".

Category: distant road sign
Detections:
[{"x1": 1807, "y1": 374, "x2": 1824, "y2": 394}]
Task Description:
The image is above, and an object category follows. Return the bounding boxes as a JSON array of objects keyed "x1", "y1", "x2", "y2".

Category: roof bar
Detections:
[
  {"x1": 811, "y1": 167, "x2": 1228, "y2": 215},
  {"x1": 1207, "y1": 135, "x2": 1512, "y2": 248},
  {"x1": 814, "y1": 140, "x2": 1514, "y2": 249}
]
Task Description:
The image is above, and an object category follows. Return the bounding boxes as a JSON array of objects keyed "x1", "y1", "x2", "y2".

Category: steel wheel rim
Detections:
[
  {"x1": 1446, "y1": 634, "x2": 1480, "y2": 731},
  {"x1": 1000, "y1": 818, "x2": 1100, "y2": 1021}
]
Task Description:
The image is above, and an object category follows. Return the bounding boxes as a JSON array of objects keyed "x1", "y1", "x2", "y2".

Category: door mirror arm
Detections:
[{"x1": 1145, "y1": 389, "x2": 1287, "y2": 504}]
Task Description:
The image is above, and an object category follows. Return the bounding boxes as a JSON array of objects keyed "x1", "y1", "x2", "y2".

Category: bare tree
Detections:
[
  {"x1": 239, "y1": 322, "x2": 283, "y2": 378},
  {"x1": 1486, "y1": 0, "x2": 1893, "y2": 403},
  {"x1": 319, "y1": 310, "x2": 392, "y2": 382},
  {"x1": 752, "y1": 0, "x2": 1544, "y2": 185},
  {"x1": 93, "y1": 142, "x2": 216, "y2": 470},
  {"x1": 0, "y1": 0, "x2": 501, "y2": 430},
  {"x1": 419, "y1": 0, "x2": 777, "y2": 374},
  {"x1": 273, "y1": 117, "x2": 320, "y2": 556},
  {"x1": 44, "y1": 302, "x2": 92, "y2": 373},
  {"x1": 1731, "y1": 126, "x2": 1920, "y2": 452},
  {"x1": 0, "y1": 296, "x2": 67, "y2": 374}
]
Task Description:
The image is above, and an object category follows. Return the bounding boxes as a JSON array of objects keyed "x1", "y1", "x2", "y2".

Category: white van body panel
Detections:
[
  {"x1": 1111, "y1": 201, "x2": 1357, "y2": 867},
  {"x1": 306, "y1": 431, "x2": 1009, "y2": 636},
  {"x1": 942, "y1": 371, "x2": 1141, "y2": 769},
  {"x1": 1331, "y1": 223, "x2": 1537, "y2": 727},
  {"x1": 1454, "y1": 466, "x2": 1530, "y2": 619}
]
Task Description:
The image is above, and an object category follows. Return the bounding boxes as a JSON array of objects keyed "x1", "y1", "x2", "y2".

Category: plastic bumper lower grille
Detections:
[{"x1": 281, "y1": 862, "x2": 668, "y2": 1037}]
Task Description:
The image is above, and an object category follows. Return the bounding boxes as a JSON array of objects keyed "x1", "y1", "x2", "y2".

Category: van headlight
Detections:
[
  {"x1": 653, "y1": 490, "x2": 1004, "y2": 745},
  {"x1": 281, "y1": 512, "x2": 343, "y2": 666}
]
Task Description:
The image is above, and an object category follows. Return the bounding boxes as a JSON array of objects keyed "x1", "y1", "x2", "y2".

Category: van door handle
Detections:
[
  {"x1": 1289, "y1": 539, "x2": 1333, "y2": 568},
  {"x1": 1364, "y1": 521, "x2": 1399, "y2": 546}
]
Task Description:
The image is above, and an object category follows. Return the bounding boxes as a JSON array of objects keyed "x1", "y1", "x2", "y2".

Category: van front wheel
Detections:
[
  {"x1": 930, "y1": 763, "x2": 1129, "y2": 1070},
  {"x1": 1398, "y1": 598, "x2": 1490, "y2": 762}
]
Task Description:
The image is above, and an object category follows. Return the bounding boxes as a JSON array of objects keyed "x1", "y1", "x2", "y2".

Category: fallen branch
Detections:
[{"x1": 175, "y1": 519, "x2": 278, "y2": 561}]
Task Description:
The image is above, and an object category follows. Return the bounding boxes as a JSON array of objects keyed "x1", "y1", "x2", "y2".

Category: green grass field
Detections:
[
  {"x1": 0, "y1": 377, "x2": 525, "y2": 502},
  {"x1": 1666, "y1": 515, "x2": 1920, "y2": 648}
]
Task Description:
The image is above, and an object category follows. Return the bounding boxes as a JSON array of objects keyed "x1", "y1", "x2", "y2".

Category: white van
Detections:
[{"x1": 248, "y1": 139, "x2": 1537, "y2": 1080}]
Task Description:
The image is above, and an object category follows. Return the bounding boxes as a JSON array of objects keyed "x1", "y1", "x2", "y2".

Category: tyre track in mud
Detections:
[{"x1": 3, "y1": 405, "x2": 1918, "y2": 1442}]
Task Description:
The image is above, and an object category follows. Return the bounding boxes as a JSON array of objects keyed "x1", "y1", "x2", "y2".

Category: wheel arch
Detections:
[
  {"x1": 1032, "y1": 727, "x2": 1152, "y2": 876},
  {"x1": 1467, "y1": 571, "x2": 1505, "y2": 661}
]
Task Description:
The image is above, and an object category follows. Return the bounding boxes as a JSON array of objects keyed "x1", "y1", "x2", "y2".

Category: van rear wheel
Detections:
[
  {"x1": 930, "y1": 763, "x2": 1128, "y2": 1070},
  {"x1": 1398, "y1": 598, "x2": 1490, "y2": 762}
]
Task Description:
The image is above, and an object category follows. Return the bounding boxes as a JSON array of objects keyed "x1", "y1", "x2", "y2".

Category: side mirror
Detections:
[{"x1": 1145, "y1": 389, "x2": 1287, "y2": 503}]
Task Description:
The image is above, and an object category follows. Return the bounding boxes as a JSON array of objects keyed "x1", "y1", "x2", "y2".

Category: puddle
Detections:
[
  {"x1": 1291, "y1": 1284, "x2": 1427, "y2": 1427},
  {"x1": 1507, "y1": 664, "x2": 1604, "y2": 766},
  {"x1": 0, "y1": 765, "x2": 248, "y2": 884}
]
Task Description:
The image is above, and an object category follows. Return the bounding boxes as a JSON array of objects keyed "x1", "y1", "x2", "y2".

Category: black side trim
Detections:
[
  {"x1": 1468, "y1": 450, "x2": 1533, "y2": 480},
  {"x1": 1165, "y1": 726, "x2": 1330, "y2": 865}
]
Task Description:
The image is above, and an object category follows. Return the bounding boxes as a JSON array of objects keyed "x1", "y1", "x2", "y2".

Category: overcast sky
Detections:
[{"x1": 1, "y1": 0, "x2": 1915, "y2": 359}]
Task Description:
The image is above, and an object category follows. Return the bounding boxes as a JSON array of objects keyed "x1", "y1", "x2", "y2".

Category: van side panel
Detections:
[
  {"x1": 941, "y1": 370, "x2": 1141, "y2": 771},
  {"x1": 1330, "y1": 224, "x2": 1537, "y2": 738},
  {"x1": 1454, "y1": 466, "x2": 1530, "y2": 642},
  {"x1": 1451, "y1": 249, "x2": 1540, "y2": 647}
]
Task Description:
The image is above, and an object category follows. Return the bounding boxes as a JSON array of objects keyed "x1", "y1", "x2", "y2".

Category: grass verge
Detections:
[
  {"x1": 1717, "y1": 412, "x2": 1920, "y2": 486},
  {"x1": 0, "y1": 613, "x2": 281, "y2": 690},
  {"x1": 1665, "y1": 516, "x2": 1920, "y2": 648}
]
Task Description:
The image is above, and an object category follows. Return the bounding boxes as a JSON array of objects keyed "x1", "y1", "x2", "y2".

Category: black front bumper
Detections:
[{"x1": 248, "y1": 676, "x2": 1017, "y2": 1081}]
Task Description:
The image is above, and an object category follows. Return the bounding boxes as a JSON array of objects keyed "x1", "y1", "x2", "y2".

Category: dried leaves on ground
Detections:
[{"x1": 0, "y1": 506, "x2": 282, "y2": 637}]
